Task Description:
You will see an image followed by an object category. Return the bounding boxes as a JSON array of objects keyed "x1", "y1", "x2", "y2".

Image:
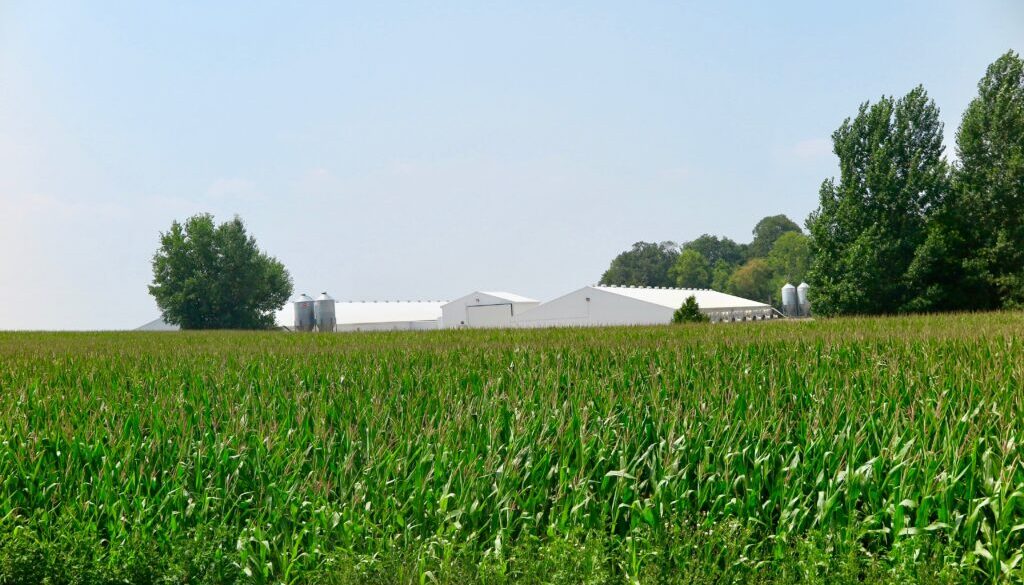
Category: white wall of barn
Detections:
[{"x1": 513, "y1": 287, "x2": 673, "y2": 328}]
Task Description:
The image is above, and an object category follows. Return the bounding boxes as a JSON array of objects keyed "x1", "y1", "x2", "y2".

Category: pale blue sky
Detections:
[{"x1": 1, "y1": 1, "x2": 1021, "y2": 329}]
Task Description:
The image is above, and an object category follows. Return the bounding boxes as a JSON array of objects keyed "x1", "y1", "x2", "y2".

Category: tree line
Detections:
[
  {"x1": 601, "y1": 50, "x2": 1024, "y2": 316},
  {"x1": 599, "y1": 214, "x2": 810, "y2": 305}
]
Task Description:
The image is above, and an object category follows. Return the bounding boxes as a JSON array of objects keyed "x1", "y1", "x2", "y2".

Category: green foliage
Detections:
[
  {"x1": 768, "y1": 231, "x2": 811, "y2": 292},
  {"x1": 669, "y1": 249, "x2": 712, "y2": 288},
  {"x1": 710, "y1": 259, "x2": 734, "y2": 292},
  {"x1": 806, "y1": 86, "x2": 950, "y2": 315},
  {"x1": 727, "y1": 258, "x2": 774, "y2": 302},
  {"x1": 671, "y1": 295, "x2": 709, "y2": 323},
  {"x1": 748, "y1": 214, "x2": 802, "y2": 258},
  {"x1": 149, "y1": 214, "x2": 293, "y2": 329},
  {"x1": 681, "y1": 234, "x2": 746, "y2": 267},
  {"x1": 600, "y1": 241, "x2": 678, "y2": 287},
  {"x1": 953, "y1": 50, "x2": 1024, "y2": 308},
  {"x1": 600, "y1": 217, "x2": 803, "y2": 300},
  {"x1": 2, "y1": 315, "x2": 1022, "y2": 582}
]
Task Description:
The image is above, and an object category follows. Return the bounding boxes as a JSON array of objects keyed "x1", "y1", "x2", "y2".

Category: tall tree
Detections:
[
  {"x1": 682, "y1": 235, "x2": 746, "y2": 266},
  {"x1": 669, "y1": 249, "x2": 712, "y2": 288},
  {"x1": 149, "y1": 214, "x2": 293, "y2": 329},
  {"x1": 726, "y1": 258, "x2": 774, "y2": 303},
  {"x1": 710, "y1": 260, "x2": 734, "y2": 292},
  {"x1": 748, "y1": 215, "x2": 802, "y2": 258},
  {"x1": 806, "y1": 86, "x2": 950, "y2": 315},
  {"x1": 767, "y1": 231, "x2": 811, "y2": 285},
  {"x1": 953, "y1": 50, "x2": 1024, "y2": 308},
  {"x1": 599, "y1": 241, "x2": 678, "y2": 287}
]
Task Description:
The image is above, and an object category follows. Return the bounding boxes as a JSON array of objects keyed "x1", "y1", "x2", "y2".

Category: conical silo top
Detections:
[
  {"x1": 797, "y1": 282, "x2": 809, "y2": 290},
  {"x1": 782, "y1": 283, "x2": 796, "y2": 290},
  {"x1": 296, "y1": 293, "x2": 314, "y2": 303},
  {"x1": 316, "y1": 292, "x2": 334, "y2": 302}
]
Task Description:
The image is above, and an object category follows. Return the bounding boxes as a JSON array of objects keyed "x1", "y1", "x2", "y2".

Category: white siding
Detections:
[
  {"x1": 441, "y1": 291, "x2": 539, "y2": 328},
  {"x1": 514, "y1": 287, "x2": 672, "y2": 328}
]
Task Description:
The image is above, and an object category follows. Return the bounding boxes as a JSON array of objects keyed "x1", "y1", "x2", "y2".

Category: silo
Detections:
[
  {"x1": 313, "y1": 292, "x2": 336, "y2": 332},
  {"x1": 293, "y1": 294, "x2": 315, "y2": 331},
  {"x1": 781, "y1": 283, "x2": 797, "y2": 317},
  {"x1": 797, "y1": 282, "x2": 811, "y2": 317}
]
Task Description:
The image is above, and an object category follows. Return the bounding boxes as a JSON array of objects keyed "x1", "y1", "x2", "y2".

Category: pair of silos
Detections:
[
  {"x1": 781, "y1": 282, "x2": 810, "y2": 317},
  {"x1": 293, "y1": 292, "x2": 336, "y2": 332}
]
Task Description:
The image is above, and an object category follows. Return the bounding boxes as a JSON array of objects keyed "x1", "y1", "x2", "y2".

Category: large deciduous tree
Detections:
[
  {"x1": 953, "y1": 50, "x2": 1024, "y2": 308},
  {"x1": 806, "y1": 86, "x2": 950, "y2": 315},
  {"x1": 767, "y1": 231, "x2": 811, "y2": 286},
  {"x1": 681, "y1": 235, "x2": 746, "y2": 267},
  {"x1": 727, "y1": 258, "x2": 774, "y2": 303},
  {"x1": 149, "y1": 214, "x2": 293, "y2": 329},
  {"x1": 599, "y1": 241, "x2": 678, "y2": 287},
  {"x1": 748, "y1": 215, "x2": 802, "y2": 258},
  {"x1": 669, "y1": 249, "x2": 712, "y2": 288}
]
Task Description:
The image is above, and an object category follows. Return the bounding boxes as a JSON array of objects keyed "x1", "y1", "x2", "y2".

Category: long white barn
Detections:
[
  {"x1": 138, "y1": 285, "x2": 774, "y2": 332},
  {"x1": 513, "y1": 285, "x2": 772, "y2": 327}
]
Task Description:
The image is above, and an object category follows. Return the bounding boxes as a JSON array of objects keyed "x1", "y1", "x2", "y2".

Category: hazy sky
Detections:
[{"x1": 1, "y1": 1, "x2": 1021, "y2": 330}]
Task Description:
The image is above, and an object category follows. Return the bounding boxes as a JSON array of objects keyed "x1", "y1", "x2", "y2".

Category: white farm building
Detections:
[
  {"x1": 513, "y1": 286, "x2": 772, "y2": 328},
  {"x1": 138, "y1": 285, "x2": 777, "y2": 332},
  {"x1": 275, "y1": 300, "x2": 446, "y2": 332},
  {"x1": 440, "y1": 291, "x2": 540, "y2": 329}
]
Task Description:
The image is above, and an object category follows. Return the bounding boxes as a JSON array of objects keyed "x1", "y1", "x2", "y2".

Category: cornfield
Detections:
[{"x1": 1, "y1": 313, "x2": 1023, "y2": 583}]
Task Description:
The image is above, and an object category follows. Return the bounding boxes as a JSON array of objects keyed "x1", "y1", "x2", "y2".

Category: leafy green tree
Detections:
[
  {"x1": 748, "y1": 215, "x2": 802, "y2": 258},
  {"x1": 806, "y1": 86, "x2": 950, "y2": 315},
  {"x1": 710, "y1": 260, "x2": 734, "y2": 292},
  {"x1": 672, "y1": 295, "x2": 709, "y2": 323},
  {"x1": 149, "y1": 214, "x2": 293, "y2": 329},
  {"x1": 726, "y1": 258, "x2": 774, "y2": 303},
  {"x1": 767, "y1": 231, "x2": 811, "y2": 286},
  {"x1": 952, "y1": 50, "x2": 1024, "y2": 308},
  {"x1": 682, "y1": 235, "x2": 746, "y2": 266},
  {"x1": 600, "y1": 241, "x2": 678, "y2": 287},
  {"x1": 669, "y1": 249, "x2": 711, "y2": 288}
]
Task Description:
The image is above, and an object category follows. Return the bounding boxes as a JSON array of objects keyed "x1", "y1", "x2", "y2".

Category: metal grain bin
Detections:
[
  {"x1": 293, "y1": 294, "x2": 315, "y2": 331},
  {"x1": 313, "y1": 292, "x2": 336, "y2": 332}
]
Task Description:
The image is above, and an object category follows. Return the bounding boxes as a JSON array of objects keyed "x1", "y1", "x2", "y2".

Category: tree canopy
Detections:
[
  {"x1": 806, "y1": 86, "x2": 949, "y2": 315},
  {"x1": 726, "y1": 258, "x2": 774, "y2": 303},
  {"x1": 599, "y1": 241, "x2": 679, "y2": 287},
  {"x1": 681, "y1": 235, "x2": 746, "y2": 267},
  {"x1": 669, "y1": 249, "x2": 712, "y2": 288},
  {"x1": 767, "y1": 231, "x2": 811, "y2": 286},
  {"x1": 149, "y1": 214, "x2": 293, "y2": 329},
  {"x1": 748, "y1": 215, "x2": 802, "y2": 258},
  {"x1": 953, "y1": 50, "x2": 1024, "y2": 308}
]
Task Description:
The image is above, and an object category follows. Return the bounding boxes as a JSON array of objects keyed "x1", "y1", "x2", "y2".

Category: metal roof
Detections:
[
  {"x1": 592, "y1": 285, "x2": 769, "y2": 310},
  {"x1": 477, "y1": 291, "x2": 539, "y2": 303},
  {"x1": 135, "y1": 317, "x2": 179, "y2": 331}
]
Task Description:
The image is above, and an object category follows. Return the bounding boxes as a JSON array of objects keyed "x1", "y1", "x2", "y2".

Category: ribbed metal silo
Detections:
[
  {"x1": 781, "y1": 283, "x2": 797, "y2": 317},
  {"x1": 313, "y1": 292, "x2": 336, "y2": 332},
  {"x1": 293, "y1": 294, "x2": 315, "y2": 331},
  {"x1": 797, "y1": 282, "x2": 810, "y2": 317}
]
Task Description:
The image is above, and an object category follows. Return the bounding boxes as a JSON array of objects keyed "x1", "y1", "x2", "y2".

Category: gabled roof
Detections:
[
  {"x1": 442, "y1": 291, "x2": 539, "y2": 308},
  {"x1": 136, "y1": 317, "x2": 179, "y2": 331},
  {"x1": 592, "y1": 285, "x2": 769, "y2": 310},
  {"x1": 478, "y1": 291, "x2": 539, "y2": 303}
]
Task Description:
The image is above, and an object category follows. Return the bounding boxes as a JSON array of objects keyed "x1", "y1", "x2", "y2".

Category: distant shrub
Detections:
[{"x1": 672, "y1": 295, "x2": 709, "y2": 324}]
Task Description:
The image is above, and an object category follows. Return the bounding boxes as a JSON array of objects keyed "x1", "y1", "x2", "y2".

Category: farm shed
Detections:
[
  {"x1": 440, "y1": 291, "x2": 539, "y2": 329},
  {"x1": 512, "y1": 285, "x2": 773, "y2": 328},
  {"x1": 276, "y1": 300, "x2": 446, "y2": 331},
  {"x1": 136, "y1": 316, "x2": 179, "y2": 331}
]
